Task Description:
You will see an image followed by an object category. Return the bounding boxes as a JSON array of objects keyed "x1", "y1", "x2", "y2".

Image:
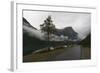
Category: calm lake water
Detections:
[
  {"x1": 50, "y1": 45, "x2": 90, "y2": 61},
  {"x1": 23, "y1": 45, "x2": 91, "y2": 62}
]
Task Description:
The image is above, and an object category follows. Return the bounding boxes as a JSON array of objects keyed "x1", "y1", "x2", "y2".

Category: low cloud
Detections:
[{"x1": 23, "y1": 25, "x2": 44, "y2": 40}]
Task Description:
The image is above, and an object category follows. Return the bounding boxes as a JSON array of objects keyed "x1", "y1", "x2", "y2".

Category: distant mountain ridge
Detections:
[{"x1": 54, "y1": 27, "x2": 78, "y2": 40}]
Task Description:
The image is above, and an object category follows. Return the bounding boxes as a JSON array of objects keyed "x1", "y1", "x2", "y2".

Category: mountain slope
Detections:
[
  {"x1": 23, "y1": 17, "x2": 46, "y2": 55},
  {"x1": 79, "y1": 34, "x2": 91, "y2": 47},
  {"x1": 23, "y1": 17, "x2": 45, "y2": 40},
  {"x1": 23, "y1": 17, "x2": 37, "y2": 30},
  {"x1": 54, "y1": 27, "x2": 78, "y2": 40}
]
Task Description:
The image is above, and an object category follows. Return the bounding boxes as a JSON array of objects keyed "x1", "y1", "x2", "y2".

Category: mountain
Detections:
[
  {"x1": 79, "y1": 34, "x2": 91, "y2": 47},
  {"x1": 23, "y1": 17, "x2": 46, "y2": 55},
  {"x1": 23, "y1": 17, "x2": 78, "y2": 41},
  {"x1": 23, "y1": 17, "x2": 45, "y2": 40},
  {"x1": 23, "y1": 32, "x2": 48, "y2": 55},
  {"x1": 23, "y1": 17, "x2": 37, "y2": 30},
  {"x1": 54, "y1": 27, "x2": 78, "y2": 40},
  {"x1": 23, "y1": 17, "x2": 79, "y2": 55}
]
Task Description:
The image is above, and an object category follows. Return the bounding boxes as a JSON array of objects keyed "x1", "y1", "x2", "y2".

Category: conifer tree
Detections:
[{"x1": 40, "y1": 16, "x2": 56, "y2": 48}]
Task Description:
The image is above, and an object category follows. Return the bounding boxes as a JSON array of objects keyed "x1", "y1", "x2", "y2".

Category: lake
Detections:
[{"x1": 23, "y1": 45, "x2": 91, "y2": 62}]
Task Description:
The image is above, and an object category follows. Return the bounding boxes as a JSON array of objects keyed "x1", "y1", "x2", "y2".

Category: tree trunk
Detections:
[{"x1": 47, "y1": 31, "x2": 50, "y2": 49}]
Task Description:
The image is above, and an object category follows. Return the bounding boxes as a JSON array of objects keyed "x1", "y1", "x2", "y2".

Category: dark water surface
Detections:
[{"x1": 23, "y1": 45, "x2": 91, "y2": 62}]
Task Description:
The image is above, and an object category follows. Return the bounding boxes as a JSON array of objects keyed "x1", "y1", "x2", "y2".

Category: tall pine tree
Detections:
[{"x1": 40, "y1": 16, "x2": 56, "y2": 48}]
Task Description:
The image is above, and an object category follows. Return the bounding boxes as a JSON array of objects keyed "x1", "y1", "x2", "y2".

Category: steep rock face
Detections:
[
  {"x1": 54, "y1": 27, "x2": 78, "y2": 40},
  {"x1": 63, "y1": 27, "x2": 78, "y2": 40}
]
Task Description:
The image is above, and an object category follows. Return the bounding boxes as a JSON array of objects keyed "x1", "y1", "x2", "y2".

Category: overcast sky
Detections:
[{"x1": 23, "y1": 10, "x2": 91, "y2": 39}]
